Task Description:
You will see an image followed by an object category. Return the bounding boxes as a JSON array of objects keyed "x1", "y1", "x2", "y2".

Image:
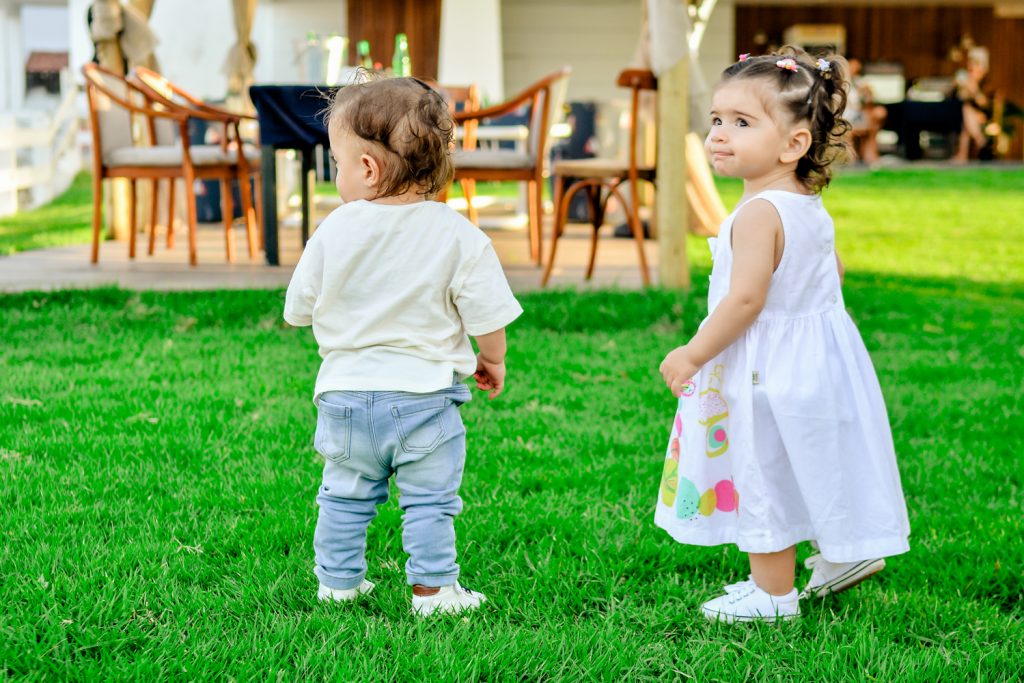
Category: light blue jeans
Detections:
[{"x1": 312, "y1": 381, "x2": 472, "y2": 590}]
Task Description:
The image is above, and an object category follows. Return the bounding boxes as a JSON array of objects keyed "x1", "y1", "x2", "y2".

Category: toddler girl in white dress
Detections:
[{"x1": 655, "y1": 48, "x2": 910, "y2": 623}]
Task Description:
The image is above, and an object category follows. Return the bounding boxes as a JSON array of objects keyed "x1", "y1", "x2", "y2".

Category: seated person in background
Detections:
[
  {"x1": 953, "y1": 50, "x2": 992, "y2": 162},
  {"x1": 844, "y1": 58, "x2": 888, "y2": 164}
]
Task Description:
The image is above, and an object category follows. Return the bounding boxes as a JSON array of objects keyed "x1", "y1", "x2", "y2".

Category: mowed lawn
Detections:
[
  {"x1": 1, "y1": 169, "x2": 1022, "y2": 679},
  {"x1": 0, "y1": 174, "x2": 92, "y2": 256}
]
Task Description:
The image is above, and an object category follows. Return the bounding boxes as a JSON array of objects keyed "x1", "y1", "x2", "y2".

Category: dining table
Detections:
[{"x1": 249, "y1": 84, "x2": 338, "y2": 265}]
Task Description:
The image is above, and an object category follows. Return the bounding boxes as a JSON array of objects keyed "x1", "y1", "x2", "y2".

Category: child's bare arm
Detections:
[
  {"x1": 659, "y1": 200, "x2": 780, "y2": 395},
  {"x1": 472, "y1": 328, "x2": 507, "y2": 399},
  {"x1": 835, "y1": 251, "x2": 845, "y2": 284}
]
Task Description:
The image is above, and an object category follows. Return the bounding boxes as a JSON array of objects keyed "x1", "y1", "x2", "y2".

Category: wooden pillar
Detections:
[{"x1": 655, "y1": 57, "x2": 690, "y2": 289}]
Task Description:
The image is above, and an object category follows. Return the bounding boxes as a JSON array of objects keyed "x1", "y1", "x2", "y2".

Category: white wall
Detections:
[
  {"x1": 1, "y1": 2, "x2": 25, "y2": 110},
  {"x1": 438, "y1": 0, "x2": 503, "y2": 103},
  {"x1": 694, "y1": 0, "x2": 736, "y2": 127},
  {"x1": 502, "y1": 0, "x2": 644, "y2": 104},
  {"x1": 148, "y1": 0, "x2": 237, "y2": 99},
  {"x1": 252, "y1": 0, "x2": 346, "y2": 87},
  {"x1": 21, "y1": 4, "x2": 68, "y2": 57},
  {"x1": 67, "y1": 0, "x2": 91, "y2": 83}
]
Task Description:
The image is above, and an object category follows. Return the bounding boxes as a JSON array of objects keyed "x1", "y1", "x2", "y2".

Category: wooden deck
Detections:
[{"x1": 0, "y1": 205, "x2": 658, "y2": 293}]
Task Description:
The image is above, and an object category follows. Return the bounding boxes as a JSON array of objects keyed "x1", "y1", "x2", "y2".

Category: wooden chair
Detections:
[
  {"x1": 129, "y1": 66, "x2": 261, "y2": 259},
  {"x1": 542, "y1": 70, "x2": 727, "y2": 287},
  {"x1": 451, "y1": 67, "x2": 571, "y2": 266},
  {"x1": 82, "y1": 63, "x2": 248, "y2": 265},
  {"x1": 543, "y1": 69, "x2": 655, "y2": 286},
  {"x1": 438, "y1": 83, "x2": 481, "y2": 223}
]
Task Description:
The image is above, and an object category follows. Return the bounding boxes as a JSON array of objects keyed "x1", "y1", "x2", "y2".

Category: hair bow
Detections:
[
  {"x1": 738, "y1": 53, "x2": 751, "y2": 62},
  {"x1": 775, "y1": 58, "x2": 800, "y2": 72},
  {"x1": 816, "y1": 58, "x2": 833, "y2": 79}
]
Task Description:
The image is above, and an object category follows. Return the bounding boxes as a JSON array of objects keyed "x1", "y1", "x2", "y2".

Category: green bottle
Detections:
[
  {"x1": 392, "y1": 33, "x2": 411, "y2": 77},
  {"x1": 356, "y1": 40, "x2": 373, "y2": 70}
]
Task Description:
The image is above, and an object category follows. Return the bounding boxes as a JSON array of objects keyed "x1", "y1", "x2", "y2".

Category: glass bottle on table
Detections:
[
  {"x1": 356, "y1": 39, "x2": 373, "y2": 70},
  {"x1": 392, "y1": 32, "x2": 411, "y2": 77}
]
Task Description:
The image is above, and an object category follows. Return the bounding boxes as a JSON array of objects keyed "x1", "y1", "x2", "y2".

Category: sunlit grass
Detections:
[
  {"x1": 0, "y1": 174, "x2": 92, "y2": 255},
  {"x1": 1, "y1": 272, "x2": 1021, "y2": 678}
]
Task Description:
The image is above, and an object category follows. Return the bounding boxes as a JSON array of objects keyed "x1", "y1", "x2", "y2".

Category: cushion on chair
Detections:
[
  {"x1": 452, "y1": 148, "x2": 534, "y2": 170},
  {"x1": 105, "y1": 144, "x2": 245, "y2": 168},
  {"x1": 242, "y1": 143, "x2": 261, "y2": 165},
  {"x1": 105, "y1": 145, "x2": 183, "y2": 167}
]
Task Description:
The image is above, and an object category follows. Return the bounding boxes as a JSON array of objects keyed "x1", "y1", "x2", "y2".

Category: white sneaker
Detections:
[
  {"x1": 800, "y1": 555, "x2": 886, "y2": 599},
  {"x1": 701, "y1": 579, "x2": 800, "y2": 623},
  {"x1": 317, "y1": 579, "x2": 375, "y2": 603},
  {"x1": 411, "y1": 582, "x2": 487, "y2": 617}
]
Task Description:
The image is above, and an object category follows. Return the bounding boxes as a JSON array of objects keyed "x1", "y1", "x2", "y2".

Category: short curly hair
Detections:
[
  {"x1": 720, "y1": 46, "x2": 853, "y2": 193},
  {"x1": 326, "y1": 76, "x2": 454, "y2": 199}
]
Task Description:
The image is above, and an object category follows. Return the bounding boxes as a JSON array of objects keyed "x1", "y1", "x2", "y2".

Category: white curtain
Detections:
[
  {"x1": 89, "y1": 0, "x2": 126, "y2": 73},
  {"x1": 224, "y1": 0, "x2": 258, "y2": 111},
  {"x1": 122, "y1": 0, "x2": 159, "y2": 70}
]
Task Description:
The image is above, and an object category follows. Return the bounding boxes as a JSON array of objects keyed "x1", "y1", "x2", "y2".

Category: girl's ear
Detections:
[
  {"x1": 360, "y1": 152, "x2": 381, "y2": 189},
  {"x1": 780, "y1": 127, "x2": 812, "y2": 164}
]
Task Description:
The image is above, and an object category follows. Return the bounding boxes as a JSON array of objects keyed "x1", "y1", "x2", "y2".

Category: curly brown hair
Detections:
[
  {"x1": 326, "y1": 76, "x2": 454, "y2": 199},
  {"x1": 721, "y1": 46, "x2": 852, "y2": 193}
]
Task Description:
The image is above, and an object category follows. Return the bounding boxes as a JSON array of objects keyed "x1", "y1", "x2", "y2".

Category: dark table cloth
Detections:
[
  {"x1": 249, "y1": 85, "x2": 339, "y2": 265},
  {"x1": 250, "y1": 85, "x2": 337, "y2": 148}
]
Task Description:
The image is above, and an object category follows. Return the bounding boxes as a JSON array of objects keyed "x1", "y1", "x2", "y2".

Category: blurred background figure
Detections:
[
  {"x1": 845, "y1": 57, "x2": 887, "y2": 164},
  {"x1": 953, "y1": 47, "x2": 991, "y2": 162}
]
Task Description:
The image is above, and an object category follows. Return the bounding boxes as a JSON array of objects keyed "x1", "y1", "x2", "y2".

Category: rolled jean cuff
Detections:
[
  {"x1": 315, "y1": 566, "x2": 367, "y2": 590},
  {"x1": 407, "y1": 570, "x2": 459, "y2": 588}
]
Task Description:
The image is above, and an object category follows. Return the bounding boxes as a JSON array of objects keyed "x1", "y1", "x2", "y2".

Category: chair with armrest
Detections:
[
  {"x1": 451, "y1": 67, "x2": 571, "y2": 266},
  {"x1": 130, "y1": 66, "x2": 261, "y2": 259},
  {"x1": 438, "y1": 83, "x2": 481, "y2": 223},
  {"x1": 542, "y1": 69, "x2": 655, "y2": 286},
  {"x1": 542, "y1": 69, "x2": 726, "y2": 287},
  {"x1": 83, "y1": 64, "x2": 251, "y2": 265}
]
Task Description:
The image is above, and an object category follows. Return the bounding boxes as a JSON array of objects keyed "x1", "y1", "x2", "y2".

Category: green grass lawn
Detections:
[
  {"x1": 2, "y1": 170, "x2": 1023, "y2": 678},
  {"x1": 2, "y1": 185, "x2": 1023, "y2": 677},
  {"x1": 0, "y1": 174, "x2": 92, "y2": 256}
]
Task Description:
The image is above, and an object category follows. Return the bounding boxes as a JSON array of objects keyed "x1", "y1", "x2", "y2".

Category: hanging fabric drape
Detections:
[
  {"x1": 89, "y1": 0, "x2": 126, "y2": 74},
  {"x1": 224, "y1": 0, "x2": 258, "y2": 112},
  {"x1": 118, "y1": 0, "x2": 159, "y2": 70}
]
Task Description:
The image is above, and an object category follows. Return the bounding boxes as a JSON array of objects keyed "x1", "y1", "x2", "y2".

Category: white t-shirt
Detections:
[{"x1": 284, "y1": 199, "x2": 523, "y2": 399}]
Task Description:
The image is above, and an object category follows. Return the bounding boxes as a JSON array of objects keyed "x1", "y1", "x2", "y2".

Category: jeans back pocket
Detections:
[
  {"x1": 315, "y1": 400, "x2": 352, "y2": 464},
  {"x1": 391, "y1": 399, "x2": 448, "y2": 453}
]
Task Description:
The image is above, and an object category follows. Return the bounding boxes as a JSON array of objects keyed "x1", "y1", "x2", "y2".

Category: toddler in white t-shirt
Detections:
[{"x1": 284, "y1": 77, "x2": 522, "y2": 616}]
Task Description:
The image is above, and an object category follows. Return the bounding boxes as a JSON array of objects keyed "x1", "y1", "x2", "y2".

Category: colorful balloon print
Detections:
[
  {"x1": 660, "y1": 458, "x2": 678, "y2": 507},
  {"x1": 714, "y1": 479, "x2": 738, "y2": 512},
  {"x1": 699, "y1": 488, "x2": 717, "y2": 516},
  {"x1": 698, "y1": 365, "x2": 729, "y2": 458},
  {"x1": 675, "y1": 477, "x2": 700, "y2": 519}
]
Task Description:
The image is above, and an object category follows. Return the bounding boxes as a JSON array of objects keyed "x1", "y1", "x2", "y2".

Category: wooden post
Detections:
[{"x1": 655, "y1": 56, "x2": 690, "y2": 289}]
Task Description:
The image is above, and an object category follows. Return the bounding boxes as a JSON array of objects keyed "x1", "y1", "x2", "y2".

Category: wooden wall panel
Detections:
[
  {"x1": 735, "y1": 4, "x2": 1024, "y2": 156},
  {"x1": 735, "y1": 5, "x2": 1022, "y2": 105},
  {"x1": 347, "y1": 0, "x2": 442, "y2": 81}
]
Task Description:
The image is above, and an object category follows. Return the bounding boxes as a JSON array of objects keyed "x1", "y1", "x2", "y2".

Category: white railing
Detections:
[{"x1": 0, "y1": 84, "x2": 82, "y2": 218}]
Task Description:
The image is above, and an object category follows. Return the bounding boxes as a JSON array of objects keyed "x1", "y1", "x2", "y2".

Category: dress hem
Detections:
[{"x1": 654, "y1": 509, "x2": 909, "y2": 562}]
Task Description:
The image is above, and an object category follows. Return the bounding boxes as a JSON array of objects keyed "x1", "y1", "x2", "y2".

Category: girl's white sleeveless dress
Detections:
[{"x1": 654, "y1": 190, "x2": 910, "y2": 562}]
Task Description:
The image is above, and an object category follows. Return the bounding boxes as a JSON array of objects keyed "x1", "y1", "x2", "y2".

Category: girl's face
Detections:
[
  {"x1": 329, "y1": 125, "x2": 377, "y2": 203},
  {"x1": 705, "y1": 79, "x2": 799, "y2": 181}
]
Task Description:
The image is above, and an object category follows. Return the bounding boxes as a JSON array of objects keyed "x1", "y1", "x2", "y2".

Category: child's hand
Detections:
[
  {"x1": 660, "y1": 346, "x2": 700, "y2": 397},
  {"x1": 473, "y1": 354, "x2": 506, "y2": 399}
]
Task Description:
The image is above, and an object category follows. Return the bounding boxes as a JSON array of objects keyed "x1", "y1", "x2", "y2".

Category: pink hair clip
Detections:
[
  {"x1": 738, "y1": 53, "x2": 751, "y2": 62},
  {"x1": 776, "y1": 58, "x2": 799, "y2": 72}
]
